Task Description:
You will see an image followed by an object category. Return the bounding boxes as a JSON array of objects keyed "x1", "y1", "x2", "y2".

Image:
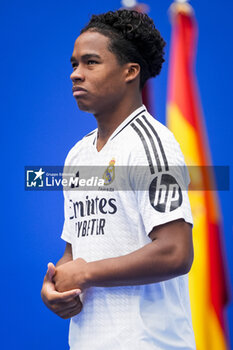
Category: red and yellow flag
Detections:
[{"x1": 166, "y1": 2, "x2": 229, "y2": 349}]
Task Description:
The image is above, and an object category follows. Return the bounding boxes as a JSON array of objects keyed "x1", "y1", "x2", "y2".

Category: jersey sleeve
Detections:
[{"x1": 129, "y1": 129, "x2": 193, "y2": 236}]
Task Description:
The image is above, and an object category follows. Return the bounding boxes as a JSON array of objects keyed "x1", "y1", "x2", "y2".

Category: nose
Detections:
[{"x1": 70, "y1": 66, "x2": 85, "y2": 82}]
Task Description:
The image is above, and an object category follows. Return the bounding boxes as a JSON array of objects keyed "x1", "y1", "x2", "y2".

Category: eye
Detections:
[
  {"x1": 87, "y1": 60, "x2": 98, "y2": 65},
  {"x1": 72, "y1": 63, "x2": 78, "y2": 70}
]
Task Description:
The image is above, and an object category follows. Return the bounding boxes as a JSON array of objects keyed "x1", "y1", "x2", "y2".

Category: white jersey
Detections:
[{"x1": 61, "y1": 105, "x2": 196, "y2": 350}]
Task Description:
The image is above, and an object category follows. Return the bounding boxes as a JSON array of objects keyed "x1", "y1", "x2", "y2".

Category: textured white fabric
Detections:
[{"x1": 61, "y1": 105, "x2": 196, "y2": 350}]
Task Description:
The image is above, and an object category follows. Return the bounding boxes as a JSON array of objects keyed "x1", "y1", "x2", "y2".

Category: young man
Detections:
[{"x1": 41, "y1": 9, "x2": 196, "y2": 350}]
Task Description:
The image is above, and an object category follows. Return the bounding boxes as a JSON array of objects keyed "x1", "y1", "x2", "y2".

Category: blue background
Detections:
[{"x1": 1, "y1": 0, "x2": 232, "y2": 348}]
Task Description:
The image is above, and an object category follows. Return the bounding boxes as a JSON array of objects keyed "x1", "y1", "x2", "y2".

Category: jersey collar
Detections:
[
  {"x1": 92, "y1": 105, "x2": 147, "y2": 150},
  {"x1": 109, "y1": 105, "x2": 146, "y2": 141}
]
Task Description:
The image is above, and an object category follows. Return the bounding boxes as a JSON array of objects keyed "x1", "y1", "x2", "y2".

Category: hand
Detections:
[
  {"x1": 41, "y1": 262, "x2": 83, "y2": 319},
  {"x1": 53, "y1": 258, "x2": 88, "y2": 293}
]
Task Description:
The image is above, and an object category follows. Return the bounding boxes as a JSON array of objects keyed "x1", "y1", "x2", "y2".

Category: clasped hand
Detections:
[
  {"x1": 53, "y1": 258, "x2": 88, "y2": 292},
  {"x1": 41, "y1": 258, "x2": 88, "y2": 319}
]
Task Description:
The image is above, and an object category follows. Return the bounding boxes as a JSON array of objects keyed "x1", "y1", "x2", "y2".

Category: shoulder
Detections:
[
  {"x1": 64, "y1": 128, "x2": 97, "y2": 166},
  {"x1": 127, "y1": 111, "x2": 183, "y2": 168},
  {"x1": 128, "y1": 111, "x2": 176, "y2": 149}
]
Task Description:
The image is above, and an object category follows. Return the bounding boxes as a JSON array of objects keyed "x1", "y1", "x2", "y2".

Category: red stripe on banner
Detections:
[
  {"x1": 208, "y1": 219, "x2": 230, "y2": 330},
  {"x1": 168, "y1": 12, "x2": 198, "y2": 129}
]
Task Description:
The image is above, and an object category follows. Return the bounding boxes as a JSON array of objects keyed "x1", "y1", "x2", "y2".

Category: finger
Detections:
[
  {"x1": 56, "y1": 299, "x2": 82, "y2": 313},
  {"x1": 58, "y1": 304, "x2": 83, "y2": 319},
  {"x1": 41, "y1": 281, "x2": 56, "y2": 307},
  {"x1": 56, "y1": 298, "x2": 82, "y2": 311},
  {"x1": 43, "y1": 263, "x2": 56, "y2": 284},
  {"x1": 75, "y1": 295, "x2": 82, "y2": 304},
  {"x1": 47, "y1": 262, "x2": 56, "y2": 281},
  {"x1": 42, "y1": 277, "x2": 56, "y2": 292},
  {"x1": 60, "y1": 308, "x2": 82, "y2": 319},
  {"x1": 51, "y1": 298, "x2": 82, "y2": 313},
  {"x1": 51, "y1": 289, "x2": 82, "y2": 303}
]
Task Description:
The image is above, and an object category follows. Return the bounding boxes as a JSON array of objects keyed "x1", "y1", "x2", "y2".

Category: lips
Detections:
[{"x1": 72, "y1": 86, "x2": 88, "y2": 97}]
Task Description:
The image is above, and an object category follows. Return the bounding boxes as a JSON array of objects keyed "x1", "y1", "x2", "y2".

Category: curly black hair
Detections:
[{"x1": 81, "y1": 9, "x2": 166, "y2": 89}]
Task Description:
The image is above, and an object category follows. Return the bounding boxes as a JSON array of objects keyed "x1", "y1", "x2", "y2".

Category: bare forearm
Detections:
[
  {"x1": 54, "y1": 221, "x2": 193, "y2": 292},
  {"x1": 56, "y1": 255, "x2": 72, "y2": 267},
  {"x1": 56, "y1": 243, "x2": 73, "y2": 267},
  {"x1": 84, "y1": 239, "x2": 191, "y2": 288}
]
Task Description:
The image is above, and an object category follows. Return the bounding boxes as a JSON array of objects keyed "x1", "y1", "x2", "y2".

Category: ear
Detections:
[{"x1": 125, "y1": 63, "x2": 141, "y2": 84}]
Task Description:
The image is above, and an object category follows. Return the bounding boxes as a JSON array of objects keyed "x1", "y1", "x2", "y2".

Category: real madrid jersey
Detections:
[{"x1": 61, "y1": 105, "x2": 196, "y2": 350}]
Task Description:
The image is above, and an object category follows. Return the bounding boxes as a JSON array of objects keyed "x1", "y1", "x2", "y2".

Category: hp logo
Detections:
[{"x1": 149, "y1": 174, "x2": 183, "y2": 213}]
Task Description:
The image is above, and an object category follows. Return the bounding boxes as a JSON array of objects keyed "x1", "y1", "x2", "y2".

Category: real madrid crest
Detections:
[{"x1": 103, "y1": 159, "x2": 115, "y2": 185}]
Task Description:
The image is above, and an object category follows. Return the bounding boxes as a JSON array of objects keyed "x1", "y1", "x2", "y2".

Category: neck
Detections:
[{"x1": 94, "y1": 94, "x2": 143, "y2": 150}]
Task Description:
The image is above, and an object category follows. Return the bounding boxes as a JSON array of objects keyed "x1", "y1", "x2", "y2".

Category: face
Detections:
[{"x1": 70, "y1": 30, "x2": 130, "y2": 114}]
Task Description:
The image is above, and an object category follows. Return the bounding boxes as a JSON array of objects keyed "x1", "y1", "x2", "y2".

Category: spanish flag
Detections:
[{"x1": 166, "y1": 2, "x2": 230, "y2": 349}]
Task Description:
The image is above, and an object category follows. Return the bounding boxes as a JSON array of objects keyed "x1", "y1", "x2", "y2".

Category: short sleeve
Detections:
[{"x1": 129, "y1": 130, "x2": 193, "y2": 236}]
